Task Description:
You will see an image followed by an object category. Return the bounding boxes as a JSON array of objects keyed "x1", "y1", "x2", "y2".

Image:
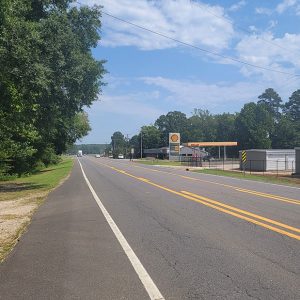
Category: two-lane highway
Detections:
[{"x1": 1, "y1": 157, "x2": 299, "y2": 299}]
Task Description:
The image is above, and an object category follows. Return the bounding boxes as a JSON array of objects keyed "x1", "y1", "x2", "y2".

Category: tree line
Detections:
[
  {"x1": 110, "y1": 88, "x2": 300, "y2": 158},
  {"x1": 67, "y1": 144, "x2": 107, "y2": 155},
  {"x1": 0, "y1": 0, "x2": 105, "y2": 176}
]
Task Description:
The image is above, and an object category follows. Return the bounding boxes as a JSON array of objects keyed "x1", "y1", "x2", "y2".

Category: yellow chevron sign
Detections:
[{"x1": 242, "y1": 150, "x2": 247, "y2": 163}]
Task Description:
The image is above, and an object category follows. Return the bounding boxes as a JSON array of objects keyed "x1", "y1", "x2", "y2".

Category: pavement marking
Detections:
[
  {"x1": 121, "y1": 162, "x2": 300, "y2": 205},
  {"x1": 78, "y1": 160, "x2": 165, "y2": 300},
  {"x1": 98, "y1": 162, "x2": 300, "y2": 241},
  {"x1": 180, "y1": 191, "x2": 300, "y2": 234},
  {"x1": 234, "y1": 188, "x2": 300, "y2": 205}
]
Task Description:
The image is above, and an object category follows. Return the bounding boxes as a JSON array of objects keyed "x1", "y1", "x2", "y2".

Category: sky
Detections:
[{"x1": 78, "y1": 0, "x2": 300, "y2": 144}]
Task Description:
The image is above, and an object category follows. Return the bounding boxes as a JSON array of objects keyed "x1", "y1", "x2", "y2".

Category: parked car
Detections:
[
  {"x1": 202, "y1": 155, "x2": 214, "y2": 162},
  {"x1": 118, "y1": 154, "x2": 124, "y2": 159},
  {"x1": 95, "y1": 154, "x2": 100, "y2": 158}
]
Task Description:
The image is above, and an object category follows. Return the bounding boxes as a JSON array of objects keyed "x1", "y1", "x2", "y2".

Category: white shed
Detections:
[{"x1": 239, "y1": 149, "x2": 295, "y2": 171}]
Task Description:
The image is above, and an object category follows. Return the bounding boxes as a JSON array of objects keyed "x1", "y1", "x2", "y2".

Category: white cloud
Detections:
[
  {"x1": 276, "y1": 0, "x2": 298, "y2": 14},
  {"x1": 235, "y1": 32, "x2": 300, "y2": 79},
  {"x1": 255, "y1": 7, "x2": 272, "y2": 15},
  {"x1": 256, "y1": 1, "x2": 300, "y2": 15},
  {"x1": 248, "y1": 25, "x2": 258, "y2": 32},
  {"x1": 267, "y1": 20, "x2": 278, "y2": 30},
  {"x1": 229, "y1": 0, "x2": 246, "y2": 12},
  {"x1": 93, "y1": 92, "x2": 163, "y2": 119},
  {"x1": 142, "y1": 77, "x2": 263, "y2": 111},
  {"x1": 142, "y1": 76, "x2": 300, "y2": 113},
  {"x1": 81, "y1": 0, "x2": 235, "y2": 51}
]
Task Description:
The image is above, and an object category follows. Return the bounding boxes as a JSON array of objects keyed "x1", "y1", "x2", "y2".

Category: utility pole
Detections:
[
  {"x1": 125, "y1": 134, "x2": 129, "y2": 158},
  {"x1": 140, "y1": 131, "x2": 143, "y2": 159}
]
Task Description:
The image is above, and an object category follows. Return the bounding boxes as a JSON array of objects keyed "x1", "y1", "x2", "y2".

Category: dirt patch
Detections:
[
  {"x1": 0, "y1": 170, "x2": 72, "y2": 262},
  {"x1": 0, "y1": 193, "x2": 48, "y2": 262}
]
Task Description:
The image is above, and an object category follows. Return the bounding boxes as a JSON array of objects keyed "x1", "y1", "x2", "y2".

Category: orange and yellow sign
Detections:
[{"x1": 169, "y1": 133, "x2": 180, "y2": 144}]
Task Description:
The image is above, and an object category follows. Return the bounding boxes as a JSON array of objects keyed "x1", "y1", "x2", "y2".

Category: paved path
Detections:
[{"x1": 1, "y1": 157, "x2": 299, "y2": 299}]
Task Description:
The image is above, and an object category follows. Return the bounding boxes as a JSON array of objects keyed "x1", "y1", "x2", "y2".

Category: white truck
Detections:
[{"x1": 77, "y1": 150, "x2": 83, "y2": 157}]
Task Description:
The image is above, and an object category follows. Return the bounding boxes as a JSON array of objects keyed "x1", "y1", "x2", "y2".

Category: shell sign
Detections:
[{"x1": 169, "y1": 133, "x2": 180, "y2": 144}]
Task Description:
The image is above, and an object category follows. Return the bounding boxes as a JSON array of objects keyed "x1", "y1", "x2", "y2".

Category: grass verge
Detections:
[
  {"x1": 193, "y1": 169, "x2": 300, "y2": 187},
  {"x1": 0, "y1": 157, "x2": 74, "y2": 262}
]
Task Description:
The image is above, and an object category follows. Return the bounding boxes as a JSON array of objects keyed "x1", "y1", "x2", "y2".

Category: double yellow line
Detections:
[
  {"x1": 180, "y1": 191, "x2": 300, "y2": 240},
  {"x1": 130, "y1": 163, "x2": 300, "y2": 206},
  {"x1": 101, "y1": 162, "x2": 300, "y2": 241}
]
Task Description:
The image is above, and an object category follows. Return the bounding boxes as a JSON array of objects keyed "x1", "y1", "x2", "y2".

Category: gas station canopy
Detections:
[{"x1": 184, "y1": 142, "x2": 238, "y2": 147}]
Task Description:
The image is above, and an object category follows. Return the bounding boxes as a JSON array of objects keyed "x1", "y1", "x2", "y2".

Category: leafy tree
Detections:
[
  {"x1": 235, "y1": 102, "x2": 274, "y2": 149},
  {"x1": 67, "y1": 144, "x2": 107, "y2": 155},
  {"x1": 189, "y1": 109, "x2": 217, "y2": 142},
  {"x1": 140, "y1": 126, "x2": 161, "y2": 149},
  {"x1": 275, "y1": 89, "x2": 300, "y2": 149},
  {"x1": 284, "y1": 90, "x2": 300, "y2": 122},
  {"x1": 272, "y1": 117, "x2": 300, "y2": 149},
  {"x1": 215, "y1": 113, "x2": 237, "y2": 157},
  {"x1": 0, "y1": 0, "x2": 106, "y2": 175},
  {"x1": 155, "y1": 111, "x2": 189, "y2": 145},
  {"x1": 111, "y1": 131, "x2": 126, "y2": 157},
  {"x1": 257, "y1": 88, "x2": 282, "y2": 119},
  {"x1": 215, "y1": 113, "x2": 236, "y2": 142},
  {"x1": 129, "y1": 135, "x2": 140, "y2": 158}
]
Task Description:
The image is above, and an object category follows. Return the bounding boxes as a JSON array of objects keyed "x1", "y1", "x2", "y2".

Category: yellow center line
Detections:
[
  {"x1": 128, "y1": 163, "x2": 300, "y2": 205},
  {"x1": 234, "y1": 188, "x2": 300, "y2": 205},
  {"x1": 180, "y1": 191, "x2": 300, "y2": 233},
  {"x1": 96, "y1": 161, "x2": 300, "y2": 241}
]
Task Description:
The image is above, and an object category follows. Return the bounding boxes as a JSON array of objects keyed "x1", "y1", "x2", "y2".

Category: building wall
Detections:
[
  {"x1": 239, "y1": 150, "x2": 266, "y2": 171},
  {"x1": 179, "y1": 146, "x2": 207, "y2": 157},
  {"x1": 296, "y1": 148, "x2": 300, "y2": 174},
  {"x1": 266, "y1": 151, "x2": 295, "y2": 171},
  {"x1": 239, "y1": 149, "x2": 295, "y2": 171}
]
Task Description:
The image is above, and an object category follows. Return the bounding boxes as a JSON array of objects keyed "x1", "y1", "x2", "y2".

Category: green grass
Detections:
[
  {"x1": 0, "y1": 157, "x2": 74, "y2": 262},
  {"x1": 193, "y1": 169, "x2": 300, "y2": 186},
  {"x1": 0, "y1": 157, "x2": 74, "y2": 202},
  {"x1": 135, "y1": 159, "x2": 182, "y2": 166}
]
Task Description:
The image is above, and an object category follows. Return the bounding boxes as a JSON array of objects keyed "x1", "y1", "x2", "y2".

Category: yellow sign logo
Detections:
[{"x1": 170, "y1": 134, "x2": 179, "y2": 142}]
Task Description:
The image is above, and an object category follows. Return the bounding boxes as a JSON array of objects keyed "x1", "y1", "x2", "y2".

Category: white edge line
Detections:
[
  {"x1": 98, "y1": 157, "x2": 300, "y2": 190},
  {"x1": 77, "y1": 159, "x2": 165, "y2": 300},
  {"x1": 190, "y1": 171, "x2": 300, "y2": 190}
]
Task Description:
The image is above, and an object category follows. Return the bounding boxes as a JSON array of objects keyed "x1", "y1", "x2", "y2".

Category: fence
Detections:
[
  {"x1": 240, "y1": 159, "x2": 296, "y2": 176},
  {"x1": 180, "y1": 158, "x2": 296, "y2": 176},
  {"x1": 179, "y1": 157, "x2": 240, "y2": 169}
]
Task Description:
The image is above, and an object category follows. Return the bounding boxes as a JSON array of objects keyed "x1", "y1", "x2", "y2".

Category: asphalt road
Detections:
[{"x1": 1, "y1": 157, "x2": 299, "y2": 299}]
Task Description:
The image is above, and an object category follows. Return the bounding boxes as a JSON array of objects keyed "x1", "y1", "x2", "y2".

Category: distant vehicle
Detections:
[
  {"x1": 95, "y1": 154, "x2": 100, "y2": 158},
  {"x1": 118, "y1": 154, "x2": 124, "y2": 159},
  {"x1": 109, "y1": 155, "x2": 113, "y2": 158},
  {"x1": 202, "y1": 155, "x2": 214, "y2": 161},
  {"x1": 77, "y1": 150, "x2": 83, "y2": 157}
]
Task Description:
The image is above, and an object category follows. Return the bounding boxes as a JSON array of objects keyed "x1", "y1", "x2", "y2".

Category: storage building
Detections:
[{"x1": 239, "y1": 149, "x2": 295, "y2": 172}]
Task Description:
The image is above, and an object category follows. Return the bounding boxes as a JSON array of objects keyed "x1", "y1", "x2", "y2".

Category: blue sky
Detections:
[{"x1": 79, "y1": 0, "x2": 300, "y2": 144}]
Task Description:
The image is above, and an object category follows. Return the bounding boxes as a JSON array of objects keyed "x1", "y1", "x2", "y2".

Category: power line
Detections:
[
  {"x1": 101, "y1": 11, "x2": 300, "y2": 77},
  {"x1": 194, "y1": 1, "x2": 291, "y2": 53},
  {"x1": 74, "y1": 1, "x2": 299, "y2": 77}
]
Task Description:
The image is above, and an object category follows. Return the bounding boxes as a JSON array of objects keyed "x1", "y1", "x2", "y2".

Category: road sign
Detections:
[
  {"x1": 169, "y1": 133, "x2": 180, "y2": 159},
  {"x1": 242, "y1": 150, "x2": 247, "y2": 163},
  {"x1": 169, "y1": 133, "x2": 180, "y2": 144}
]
